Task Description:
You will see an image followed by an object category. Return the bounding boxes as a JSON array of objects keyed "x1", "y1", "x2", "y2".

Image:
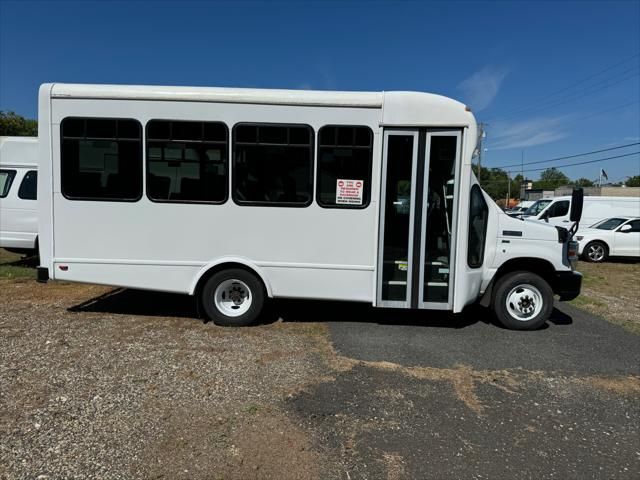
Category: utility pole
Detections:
[{"x1": 506, "y1": 171, "x2": 511, "y2": 208}]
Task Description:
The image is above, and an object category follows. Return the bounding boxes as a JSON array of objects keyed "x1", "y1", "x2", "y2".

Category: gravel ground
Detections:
[{"x1": 0, "y1": 279, "x2": 335, "y2": 479}]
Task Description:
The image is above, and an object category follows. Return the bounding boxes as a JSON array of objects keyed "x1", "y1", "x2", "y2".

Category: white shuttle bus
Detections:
[{"x1": 36, "y1": 83, "x2": 582, "y2": 330}]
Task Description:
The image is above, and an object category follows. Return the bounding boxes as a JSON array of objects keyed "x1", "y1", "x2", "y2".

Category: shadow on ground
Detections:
[
  {"x1": 2, "y1": 253, "x2": 40, "y2": 268},
  {"x1": 68, "y1": 287, "x2": 572, "y2": 330}
]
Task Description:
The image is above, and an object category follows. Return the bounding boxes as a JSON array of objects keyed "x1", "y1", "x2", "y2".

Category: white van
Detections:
[
  {"x1": 0, "y1": 136, "x2": 39, "y2": 255},
  {"x1": 506, "y1": 200, "x2": 534, "y2": 216},
  {"x1": 523, "y1": 196, "x2": 640, "y2": 227},
  {"x1": 36, "y1": 83, "x2": 583, "y2": 330}
]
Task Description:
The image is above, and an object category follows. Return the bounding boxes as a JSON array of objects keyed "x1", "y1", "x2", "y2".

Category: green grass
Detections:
[
  {"x1": 0, "y1": 249, "x2": 37, "y2": 280},
  {"x1": 569, "y1": 260, "x2": 640, "y2": 335},
  {"x1": 569, "y1": 295, "x2": 607, "y2": 309}
]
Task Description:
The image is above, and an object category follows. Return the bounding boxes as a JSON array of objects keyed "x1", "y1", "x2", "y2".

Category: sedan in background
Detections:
[{"x1": 576, "y1": 216, "x2": 640, "y2": 263}]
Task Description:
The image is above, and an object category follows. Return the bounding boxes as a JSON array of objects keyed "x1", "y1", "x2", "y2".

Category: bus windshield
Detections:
[{"x1": 523, "y1": 199, "x2": 552, "y2": 216}]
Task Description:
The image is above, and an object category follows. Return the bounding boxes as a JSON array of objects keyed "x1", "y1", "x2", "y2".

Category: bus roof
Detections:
[{"x1": 44, "y1": 83, "x2": 476, "y2": 127}]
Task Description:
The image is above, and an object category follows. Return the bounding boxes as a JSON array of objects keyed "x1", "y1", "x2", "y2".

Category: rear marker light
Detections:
[{"x1": 59, "y1": 265, "x2": 68, "y2": 271}]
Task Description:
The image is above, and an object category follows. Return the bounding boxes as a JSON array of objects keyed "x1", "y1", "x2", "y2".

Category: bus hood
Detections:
[{"x1": 498, "y1": 211, "x2": 560, "y2": 242}]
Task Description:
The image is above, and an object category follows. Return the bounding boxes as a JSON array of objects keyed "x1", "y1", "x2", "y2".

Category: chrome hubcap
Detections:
[
  {"x1": 505, "y1": 284, "x2": 543, "y2": 321},
  {"x1": 214, "y1": 279, "x2": 252, "y2": 317}
]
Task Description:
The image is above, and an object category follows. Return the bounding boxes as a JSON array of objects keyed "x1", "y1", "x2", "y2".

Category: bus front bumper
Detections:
[{"x1": 553, "y1": 271, "x2": 582, "y2": 301}]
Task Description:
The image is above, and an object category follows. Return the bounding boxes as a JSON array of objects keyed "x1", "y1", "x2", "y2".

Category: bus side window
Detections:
[
  {"x1": 317, "y1": 126, "x2": 373, "y2": 209},
  {"x1": 61, "y1": 118, "x2": 143, "y2": 201},
  {"x1": 146, "y1": 120, "x2": 228, "y2": 204},
  {"x1": 232, "y1": 123, "x2": 313, "y2": 207}
]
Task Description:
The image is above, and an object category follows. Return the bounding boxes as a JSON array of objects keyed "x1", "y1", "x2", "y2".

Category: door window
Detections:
[
  {"x1": 421, "y1": 135, "x2": 459, "y2": 302},
  {"x1": 468, "y1": 185, "x2": 488, "y2": 268},
  {"x1": 547, "y1": 200, "x2": 569, "y2": 218},
  {"x1": 380, "y1": 134, "x2": 415, "y2": 303},
  {"x1": 622, "y1": 220, "x2": 640, "y2": 232}
]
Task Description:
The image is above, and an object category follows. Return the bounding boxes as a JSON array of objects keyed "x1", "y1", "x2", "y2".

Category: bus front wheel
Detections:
[
  {"x1": 492, "y1": 271, "x2": 554, "y2": 330},
  {"x1": 201, "y1": 269, "x2": 265, "y2": 326}
]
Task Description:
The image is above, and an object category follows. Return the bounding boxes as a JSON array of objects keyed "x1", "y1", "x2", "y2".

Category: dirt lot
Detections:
[
  {"x1": 570, "y1": 260, "x2": 640, "y2": 334},
  {"x1": 1, "y1": 250, "x2": 639, "y2": 479}
]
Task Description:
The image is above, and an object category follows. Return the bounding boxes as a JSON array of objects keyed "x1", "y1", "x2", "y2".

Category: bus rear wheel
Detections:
[
  {"x1": 201, "y1": 269, "x2": 265, "y2": 326},
  {"x1": 492, "y1": 271, "x2": 554, "y2": 330}
]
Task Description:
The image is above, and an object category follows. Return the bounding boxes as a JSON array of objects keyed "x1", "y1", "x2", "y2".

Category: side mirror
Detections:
[
  {"x1": 541, "y1": 210, "x2": 550, "y2": 221},
  {"x1": 619, "y1": 224, "x2": 632, "y2": 233},
  {"x1": 570, "y1": 188, "x2": 584, "y2": 222}
]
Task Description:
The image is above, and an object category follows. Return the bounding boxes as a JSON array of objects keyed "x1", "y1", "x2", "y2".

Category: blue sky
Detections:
[{"x1": 1, "y1": 0, "x2": 638, "y2": 183}]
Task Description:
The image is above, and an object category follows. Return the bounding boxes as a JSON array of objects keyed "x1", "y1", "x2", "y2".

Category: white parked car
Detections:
[
  {"x1": 0, "y1": 136, "x2": 39, "y2": 255},
  {"x1": 576, "y1": 216, "x2": 640, "y2": 262}
]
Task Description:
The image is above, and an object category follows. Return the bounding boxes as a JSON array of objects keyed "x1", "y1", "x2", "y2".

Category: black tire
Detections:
[
  {"x1": 582, "y1": 240, "x2": 608, "y2": 263},
  {"x1": 200, "y1": 268, "x2": 265, "y2": 326},
  {"x1": 492, "y1": 271, "x2": 554, "y2": 330}
]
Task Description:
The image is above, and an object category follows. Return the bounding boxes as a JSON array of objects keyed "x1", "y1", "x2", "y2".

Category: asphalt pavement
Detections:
[
  {"x1": 327, "y1": 303, "x2": 640, "y2": 375},
  {"x1": 285, "y1": 302, "x2": 640, "y2": 479}
]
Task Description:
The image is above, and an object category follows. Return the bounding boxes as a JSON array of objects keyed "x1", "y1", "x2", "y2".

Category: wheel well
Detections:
[
  {"x1": 193, "y1": 262, "x2": 268, "y2": 300},
  {"x1": 480, "y1": 257, "x2": 557, "y2": 307},
  {"x1": 495, "y1": 257, "x2": 556, "y2": 284}
]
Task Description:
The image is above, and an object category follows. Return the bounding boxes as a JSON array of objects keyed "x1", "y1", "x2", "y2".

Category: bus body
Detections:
[
  {"x1": 0, "y1": 136, "x2": 38, "y2": 254},
  {"x1": 37, "y1": 83, "x2": 581, "y2": 330}
]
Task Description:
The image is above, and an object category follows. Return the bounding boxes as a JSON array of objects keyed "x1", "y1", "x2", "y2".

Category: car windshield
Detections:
[
  {"x1": 523, "y1": 199, "x2": 552, "y2": 216},
  {"x1": 590, "y1": 218, "x2": 627, "y2": 230}
]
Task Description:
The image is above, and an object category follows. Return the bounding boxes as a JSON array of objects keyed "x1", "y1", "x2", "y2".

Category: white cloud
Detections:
[
  {"x1": 489, "y1": 115, "x2": 570, "y2": 150},
  {"x1": 457, "y1": 66, "x2": 509, "y2": 112}
]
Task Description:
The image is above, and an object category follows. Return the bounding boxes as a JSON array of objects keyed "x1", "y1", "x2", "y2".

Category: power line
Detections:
[
  {"x1": 491, "y1": 142, "x2": 640, "y2": 169},
  {"x1": 478, "y1": 151, "x2": 639, "y2": 185},
  {"x1": 518, "y1": 151, "x2": 639, "y2": 173},
  {"x1": 491, "y1": 51, "x2": 640, "y2": 119}
]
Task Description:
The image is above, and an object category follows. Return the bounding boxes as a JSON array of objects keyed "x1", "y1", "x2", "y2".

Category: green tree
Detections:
[
  {"x1": 573, "y1": 177, "x2": 594, "y2": 187},
  {"x1": 534, "y1": 168, "x2": 570, "y2": 190},
  {"x1": 626, "y1": 175, "x2": 640, "y2": 187},
  {"x1": 472, "y1": 164, "x2": 511, "y2": 201},
  {"x1": 0, "y1": 111, "x2": 37, "y2": 136}
]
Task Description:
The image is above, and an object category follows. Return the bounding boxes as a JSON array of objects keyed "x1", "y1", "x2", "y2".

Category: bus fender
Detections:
[{"x1": 189, "y1": 257, "x2": 274, "y2": 298}]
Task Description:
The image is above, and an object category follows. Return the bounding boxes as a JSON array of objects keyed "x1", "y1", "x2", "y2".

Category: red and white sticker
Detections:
[{"x1": 336, "y1": 179, "x2": 364, "y2": 205}]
